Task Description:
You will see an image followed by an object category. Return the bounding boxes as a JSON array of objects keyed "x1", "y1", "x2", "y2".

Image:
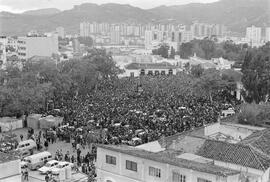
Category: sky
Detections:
[{"x1": 0, "y1": 0, "x2": 219, "y2": 13}]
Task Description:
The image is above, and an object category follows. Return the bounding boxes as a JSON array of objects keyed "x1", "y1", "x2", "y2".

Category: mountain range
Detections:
[{"x1": 0, "y1": 0, "x2": 269, "y2": 36}]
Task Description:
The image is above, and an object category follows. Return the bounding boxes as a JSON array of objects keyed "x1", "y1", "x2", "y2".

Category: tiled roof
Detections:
[
  {"x1": 196, "y1": 140, "x2": 270, "y2": 171},
  {"x1": 240, "y1": 129, "x2": 270, "y2": 156},
  {"x1": 125, "y1": 62, "x2": 177, "y2": 70},
  {"x1": 98, "y1": 144, "x2": 240, "y2": 177}
]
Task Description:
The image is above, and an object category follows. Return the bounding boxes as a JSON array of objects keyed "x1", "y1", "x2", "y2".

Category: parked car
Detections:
[
  {"x1": 26, "y1": 151, "x2": 53, "y2": 170},
  {"x1": 38, "y1": 160, "x2": 59, "y2": 174},
  {"x1": 51, "y1": 162, "x2": 74, "y2": 175}
]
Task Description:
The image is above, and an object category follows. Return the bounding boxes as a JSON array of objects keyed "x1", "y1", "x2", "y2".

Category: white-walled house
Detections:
[
  {"x1": 119, "y1": 62, "x2": 178, "y2": 77},
  {"x1": 0, "y1": 152, "x2": 21, "y2": 182},
  {"x1": 96, "y1": 123, "x2": 270, "y2": 182},
  {"x1": 96, "y1": 145, "x2": 240, "y2": 182}
]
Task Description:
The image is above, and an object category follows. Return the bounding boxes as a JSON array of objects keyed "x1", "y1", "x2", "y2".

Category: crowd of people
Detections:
[
  {"x1": 61, "y1": 75, "x2": 241, "y2": 146},
  {"x1": 1, "y1": 74, "x2": 241, "y2": 182}
]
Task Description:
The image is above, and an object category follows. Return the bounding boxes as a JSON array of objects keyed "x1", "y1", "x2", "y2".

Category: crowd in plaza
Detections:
[
  {"x1": 0, "y1": 74, "x2": 241, "y2": 181},
  {"x1": 61, "y1": 75, "x2": 241, "y2": 145}
]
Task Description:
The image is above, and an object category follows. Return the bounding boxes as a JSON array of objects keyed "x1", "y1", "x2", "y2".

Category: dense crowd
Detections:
[{"x1": 61, "y1": 75, "x2": 241, "y2": 145}]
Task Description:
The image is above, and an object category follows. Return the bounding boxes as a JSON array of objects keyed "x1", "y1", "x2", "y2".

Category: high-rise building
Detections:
[
  {"x1": 72, "y1": 38, "x2": 80, "y2": 53},
  {"x1": 56, "y1": 27, "x2": 65, "y2": 38},
  {"x1": 110, "y1": 30, "x2": 121, "y2": 45},
  {"x1": 144, "y1": 30, "x2": 153, "y2": 49},
  {"x1": 80, "y1": 22, "x2": 91, "y2": 37},
  {"x1": 17, "y1": 34, "x2": 59, "y2": 61},
  {"x1": 0, "y1": 37, "x2": 7, "y2": 69},
  {"x1": 246, "y1": 25, "x2": 262, "y2": 47},
  {"x1": 265, "y1": 27, "x2": 270, "y2": 42}
]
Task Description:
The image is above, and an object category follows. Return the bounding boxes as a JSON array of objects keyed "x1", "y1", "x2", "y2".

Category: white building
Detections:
[
  {"x1": 144, "y1": 30, "x2": 153, "y2": 49},
  {"x1": 0, "y1": 152, "x2": 21, "y2": 182},
  {"x1": 17, "y1": 34, "x2": 59, "y2": 61},
  {"x1": 110, "y1": 30, "x2": 121, "y2": 45},
  {"x1": 120, "y1": 62, "x2": 178, "y2": 77},
  {"x1": 80, "y1": 22, "x2": 91, "y2": 37},
  {"x1": 246, "y1": 25, "x2": 262, "y2": 47},
  {"x1": 0, "y1": 36, "x2": 7, "y2": 69},
  {"x1": 96, "y1": 122, "x2": 270, "y2": 182},
  {"x1": 56, "y1": 27, "x2": 65, "y2": 38},
  {"x1": 265, "y1": 27, "x2": 270, "y2": 42}
]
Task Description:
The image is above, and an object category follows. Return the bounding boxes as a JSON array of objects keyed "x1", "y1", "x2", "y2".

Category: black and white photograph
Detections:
[{"x1": 0, "y1": 0, "x2": 270, "y2": 181}]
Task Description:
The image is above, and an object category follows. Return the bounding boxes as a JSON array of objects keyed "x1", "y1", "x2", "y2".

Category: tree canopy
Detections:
[
  {"x1": 0, "y1": 48, "x2": 120, "y2": 117},
  {"x1": 180, "y1": 39, "x2": 247, "y2": 62},
  {"x1": 241, "y1": 43, "x2": 270, "y2": 103}
]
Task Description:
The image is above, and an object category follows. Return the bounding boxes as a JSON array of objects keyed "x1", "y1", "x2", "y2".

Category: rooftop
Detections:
[
  {"x1": 98, "y1": 144, "x2": 240, "y2": 177},
  {"x1": 196, "y1": 139, "x2": 270, "y2": 171},
  {"x1": 240, "y1": 129, "x2": 270, "y2": 156},
  {"x1": 125, "y1": 62, "x2": 178, "y2": 70},
  {"x1": 135, "y1": 122, "x2": 270, "y2": 171}
]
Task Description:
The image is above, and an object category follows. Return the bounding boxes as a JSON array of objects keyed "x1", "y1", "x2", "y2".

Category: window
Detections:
[
  {"x1": 168, "y1": 69, "x2": 173, "y2": 75},
  {"x1": 173, "y1": 172, "x2": 186, "y2": 182},
  {"x1": 106, "y1": 155, "x2": 116, "y2": 165},
  {"x1": 130, "y1": 72, "x2": 134, "y2": 77},
  {"x1": 197, "y1": 178, "x2": 211, "y2": 182},
  {"x1": 149, "y1": 166, "x2": 161, "y2": 178},
  {"x1": 140, "y1": 69, "x2": 145, "y2": 76},
  {"x1": 126, "y1": 160, "x2": 137, "y2": 172},
  {"x1": 155, "y1": 71, "x2": 160, "y2": 76}
]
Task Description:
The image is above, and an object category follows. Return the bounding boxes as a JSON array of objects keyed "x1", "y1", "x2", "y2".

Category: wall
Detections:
[
  {"x1": 97, "y1": 147, "x2": 240, "y2": 182},
  {"x1": 18, "y1": 36, "x2": 58, "y2": 60},
  {"x1": 120, "y1": 69, "x2": 140, "y2": 78},
  {"x1": 214, "y1": 160, "x2": 265, "y2": 182},
  {"x1": 26, "y1": 36, "x2": 58, "y2": 59},
  {"x1": 204, "y1": 122, "x2": 220, "y2": 136},
  {"x1": 0, "y1": 160, "x2": 21, "y2": 181}
]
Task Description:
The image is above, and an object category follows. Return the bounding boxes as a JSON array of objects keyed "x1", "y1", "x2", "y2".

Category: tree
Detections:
[
  {"x1": 169, "y1": 47, "x2": 176, "y2": 59},
  {"x1": 241, "y1": 44, "x2": 270, "y2": 103},
  {"x1": 78, "y1": 37, "x2": 94, "y2": 47},
  {"x1": 199, "y1": 39, "x2": 216, "y2": 59},
  {"x1": 152, "y1": 44, "x2": 169, "y2": 58},
  {"x1": 196, "y1": 69, "x2": 228, "y2": 102},
  {"x1": 191, "y1": 64, "x2": 204, "y2": 78},
  {"x1": 0, "y1": 64, "x2": 55, "y2": 116},
  {"x1": 180, "y1": 42, "x2": 193, "y2": 59}
]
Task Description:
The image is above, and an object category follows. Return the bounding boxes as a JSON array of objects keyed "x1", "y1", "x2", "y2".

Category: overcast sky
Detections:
[{"x1": 0, "y1": 0, "x2": 219, "y2": 13}]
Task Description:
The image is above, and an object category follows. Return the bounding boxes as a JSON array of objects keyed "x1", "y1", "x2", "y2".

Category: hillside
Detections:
[
  {"x1": 22, "y1": 8, "x2": 61, "y2": 16},
  {"x1": 0, "y1": 0, "x2": 269, "y2": 36}
]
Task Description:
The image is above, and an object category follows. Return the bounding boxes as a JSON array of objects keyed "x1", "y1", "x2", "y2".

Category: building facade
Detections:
[
  {"x1": 56, "y1": 27, "x2": 65, "y2": 38},
  {"x1": 96, "y1": 122, "x2": 270, "y2": 182},
  {"x1": 121, "y1": 62, "x2": 178, "y2": 77},
  {"x1": 110, "y1": 30, "x2": 121, "y2": 45},
  {"x1": 17, "y1": 35, "x2": 58, "y2": 61},
  {"x1": 0, "y1": 37, "x2": 7, "y2": 69},
  {"x1": 0, "y1": 152, "x2": 21, "y2": 182},
  {"x1": 246, "y1": 25, "x2": 262, "y2": 47},
  {"x1": 96, "y1": 145, "x2": 240, "y2": 182}
]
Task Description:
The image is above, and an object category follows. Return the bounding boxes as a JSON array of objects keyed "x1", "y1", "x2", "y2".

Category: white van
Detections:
[
  {"x1": 24, "y1": 151, "x2": 53, "y2": 170},
  {"x1": 17, "y1": 139, "x2": 37, "y2": 152}
]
